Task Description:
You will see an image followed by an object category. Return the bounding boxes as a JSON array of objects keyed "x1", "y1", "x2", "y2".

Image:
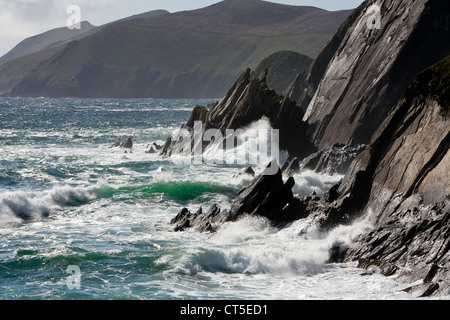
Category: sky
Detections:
[{"x1": 0, "y1": 0, "x2": 364, "y2": 57}]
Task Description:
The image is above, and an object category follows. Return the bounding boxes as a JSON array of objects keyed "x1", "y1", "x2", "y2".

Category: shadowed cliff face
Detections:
[
  {"x1": 290, "y1": 0, "x2": 449, "y2": 296},
  {"x1": 287, "y1": 0, "x2": 450, "y2": 149}
]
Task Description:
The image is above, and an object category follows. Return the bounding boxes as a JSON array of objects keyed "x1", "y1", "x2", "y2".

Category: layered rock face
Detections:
[{"x1": 287, "y1": 0, "x2": 450, "y2": 148}]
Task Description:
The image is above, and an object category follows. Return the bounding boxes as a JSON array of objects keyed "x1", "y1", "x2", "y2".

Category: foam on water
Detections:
[{"x1": 153, "y1": 215, "x2": 412, "y2": 300}]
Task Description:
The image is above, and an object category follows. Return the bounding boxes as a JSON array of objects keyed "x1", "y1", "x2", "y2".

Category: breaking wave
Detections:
[{"x1": 0, "y1": 186, "x2": 97, "y2": 223}]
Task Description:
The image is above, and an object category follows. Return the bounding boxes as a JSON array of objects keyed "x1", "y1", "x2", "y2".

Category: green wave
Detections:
[{"x1": 97, "y1": 181, "x2": 236, "y2": 202}]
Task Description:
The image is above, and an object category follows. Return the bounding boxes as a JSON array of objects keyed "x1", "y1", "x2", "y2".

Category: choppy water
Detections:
[{"x1": 0, "y1": 98, "x2": 412, "y2": 300}]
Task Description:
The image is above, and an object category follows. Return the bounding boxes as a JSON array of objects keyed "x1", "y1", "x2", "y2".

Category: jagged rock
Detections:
[
  {"x1": 242, "y1": 167, "x2": 255, "y2": 177},
  {"x1": 152, "y1": 142, "x2": 163, "y2": 151},
  {"x1": 281, "y1": 157, "x2": 300, "y2": 176},
  {"x1": 146, "y1": 147, "x2": 157, "y2": 154},
  {"x1": 318, "y1": 56, "x2": 450, "y2": 296},
  {"x1": 228, "y1": 160, "x2": 295, "y2": 222},
  {"x1": 171, "y1": 205, "x2": 230, "y2": 233},
  {"x1": 110, "y1": 138, "x2": 121, "y2": 148},
  {"x1": 345, "y1": 201, "x2": 450, "y2": 297},
  {"x1": 234, "y1": 167, "x2": 256, "y2": 178},
  {"x1": 328, "y1": 241, "x2": 348, "y2": 264},
  {"x1": 161, "y1": 68, "x2": 317, "y2": 160},
  {"x1": 146, "y1": 142, "x2": 162, "y2": 154},
  {"x1": 120, "y1": 138, "x2": 133, "y2": 149}
]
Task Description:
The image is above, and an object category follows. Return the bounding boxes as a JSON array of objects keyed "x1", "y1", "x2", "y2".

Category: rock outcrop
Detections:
[
  {"x1": 161, "y1": 68, "x2": 317, "y2": 160},
  {"x1": 299, "y1": 144, "x2": 366, "y2": 175},
  {"x1": 280, "y1": 1, "x2": 450, "y2": 295},
  {"x1": 120, "y1": 138, "x2": 133, "y2": 149},
  {"x1": 345, "y1": 201, "x2": 450, "y2": 297},
  {"x1": 333, "y1": 55, "x2": 449, "y2": 295}
]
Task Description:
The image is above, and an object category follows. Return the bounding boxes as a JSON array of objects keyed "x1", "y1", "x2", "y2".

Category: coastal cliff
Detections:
[{"x1": 164, "y1": 0, "x2": 450, "y2": 297}]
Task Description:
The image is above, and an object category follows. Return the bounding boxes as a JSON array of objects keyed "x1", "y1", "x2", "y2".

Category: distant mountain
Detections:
[
  {"x1": 0, "y1": 10, "x2": 169, "y2": 95},
  {"x1": 3, "y1": 0, "x2": 352, "y2": 98},
  {"x1": 0, "y1": 21, "x2": 97, "y2": 63},
  {"x1": 107, "y1": 9, "x2": 170, "y2": 24}
]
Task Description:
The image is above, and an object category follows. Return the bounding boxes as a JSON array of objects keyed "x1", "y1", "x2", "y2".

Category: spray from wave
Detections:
[
  {"x1": 169, "y1": 214, "x2": 373, "y2": 277},
  {"x1": 170, "y1": 118, "x2": 288, "y2": 172}
]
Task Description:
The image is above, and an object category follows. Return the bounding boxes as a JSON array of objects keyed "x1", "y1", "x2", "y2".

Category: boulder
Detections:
[
  {"x1": 171, "y1": 160, "x2": 306, "y2": 232},
  {"x1": 110, "y1": 138, "x2": 121, "y2": 148},
  {"x1": 171, "y1": 205, "x2": 230, "y2": 233},
  {"x1": 281, "y1": 157, "x2": 300, "y2": 176},
  {"x1": 146, "y1": 147, "x2": 157, "y2": 154},
  {"x1": 120, "y1": 138, "x2": 133, "y2": 149}
]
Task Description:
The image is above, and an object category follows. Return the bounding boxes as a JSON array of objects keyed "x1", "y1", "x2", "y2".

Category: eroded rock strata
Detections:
[{"x1": 167, "y1": 0, "x2": 450, "y2": 297}]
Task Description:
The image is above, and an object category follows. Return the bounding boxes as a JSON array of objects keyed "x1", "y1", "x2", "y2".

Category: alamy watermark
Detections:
[
  {"x1": 170, "y1": 121, "x2": 280, "y2": 175},
  {"x1": 366, "y1": 4, "x2": 382, "y2": 30}
]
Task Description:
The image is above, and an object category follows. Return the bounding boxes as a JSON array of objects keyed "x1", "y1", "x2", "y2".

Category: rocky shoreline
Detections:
[{"x1": 159, "y1": 0, "x2": 450, "y2": 297}]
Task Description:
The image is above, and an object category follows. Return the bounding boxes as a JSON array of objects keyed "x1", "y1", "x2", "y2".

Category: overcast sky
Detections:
[{"x1": 0, "y1": 0, "x2": 364, "y2": 57}]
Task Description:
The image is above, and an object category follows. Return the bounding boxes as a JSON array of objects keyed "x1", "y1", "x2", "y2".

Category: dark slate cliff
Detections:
[
  {"x1": 287, "y1": 0, "x2": 450, "y2": 149},
  {"x1": 340, "y1": 56, "x2": 450, "y2": 297}
]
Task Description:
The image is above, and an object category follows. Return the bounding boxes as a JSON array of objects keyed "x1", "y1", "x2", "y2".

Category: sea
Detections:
[{"x1": 0, "y1": 98, "x2": 414, "y2": 300}]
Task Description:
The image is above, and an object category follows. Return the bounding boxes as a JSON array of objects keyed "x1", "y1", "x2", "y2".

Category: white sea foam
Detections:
[
  {"x1": 291, "y1": 170, "x2": 344, "y2": 197},
  {"x1": 170, "y1": 214, "x2": 373, "y2": 278},
  {"x1": 203, "y1": 118, "x2": 287, "y2": 170},
  {"x1": 159, "y1": 213, "x2": 412, "y2": 300}
]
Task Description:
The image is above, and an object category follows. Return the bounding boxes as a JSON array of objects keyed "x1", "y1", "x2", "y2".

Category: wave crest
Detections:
[{"x1": 0, "y1": 186, "x2": 97, "y2": 223}]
